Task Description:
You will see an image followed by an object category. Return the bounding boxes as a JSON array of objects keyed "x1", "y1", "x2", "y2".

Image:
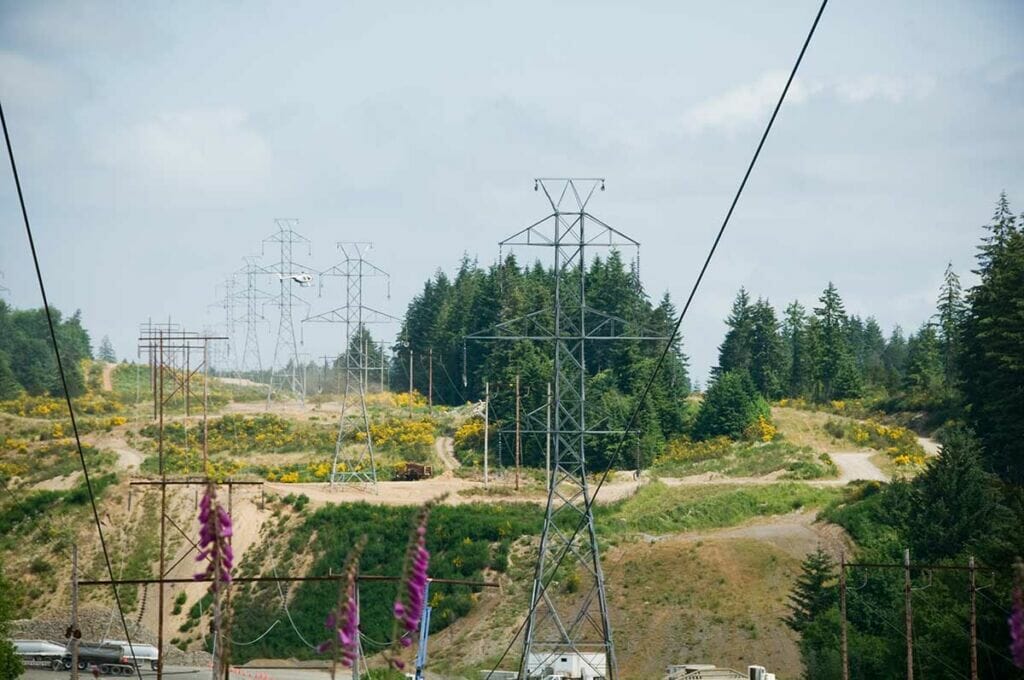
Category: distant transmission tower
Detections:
[
  {"x1": 208, "y1": 275, "x2": 238, "y2": 372},
  {"x1": 470, "y1": 179, "x2": 661, "y2": 680},
  {"x1": 236, "y1": 256, "x2": 271, "y2": 376},
  {"x1": 305, "y1": 242, "x2": 396, "y2": 488},
  {"x1": 261, "y1": 219, "x2": 313, "y2": 406},
  {"x1": 0, "y1": 270, "x2": 8, "y2": 295}
]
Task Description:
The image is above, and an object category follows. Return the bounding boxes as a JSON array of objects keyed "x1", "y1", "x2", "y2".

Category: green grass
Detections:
[
  {"x1": 652, "y1": 439, "x2": 837, "y2": 480},
  {"x1": 598, "y1": 480, "x2": 840, "y2": 535}
]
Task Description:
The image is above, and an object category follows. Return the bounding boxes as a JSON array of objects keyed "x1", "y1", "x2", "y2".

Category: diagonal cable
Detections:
[
  {"x1": 1, "y1": 98, "x2": 144, "y2": 679},
  {"x1": 485, "y1": 0, "x2": 830, "y2": 675}
]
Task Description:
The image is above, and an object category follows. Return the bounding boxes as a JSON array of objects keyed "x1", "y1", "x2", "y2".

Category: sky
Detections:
[{"x1": 0, "y1": 0, "x2": 1022, "y2": 386}]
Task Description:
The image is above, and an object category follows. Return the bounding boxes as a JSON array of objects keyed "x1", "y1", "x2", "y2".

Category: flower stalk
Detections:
[
  {"x1": 318, "y1": 536, "x2": 367, "y2": 680},
  {"x1": 194, "y1": 482, "x2": 234, "y2": 680}
]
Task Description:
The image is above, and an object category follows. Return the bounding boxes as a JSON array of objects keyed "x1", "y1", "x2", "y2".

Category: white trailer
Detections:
[{"x1": 526, "y1": 652, "x2": 607, "y2": 679}]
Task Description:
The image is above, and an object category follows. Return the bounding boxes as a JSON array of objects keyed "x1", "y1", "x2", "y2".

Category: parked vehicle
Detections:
[
  {"x1": 11, "y1": 640, "x2": 67, "y2": 669},
  {"x1": 59, "y1": 642, "x2": 138, "y2": 675},
  {"x1": 100, "y1": 640, "x2": 160, "y2": 671}
]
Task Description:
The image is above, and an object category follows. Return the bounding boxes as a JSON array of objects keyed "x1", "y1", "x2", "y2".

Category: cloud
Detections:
[
  {"x1": 833, "y1": 74, "x2": 936, "y2": 104},
  {"x1": 0, "y1": 50, "x2": 74, "y2": 107},
  {"x1": 682, "y1": 72, "x2": 935, "y2": 134},
  {"x1": 682, "y1": 71, "x2": 812, "y2": 133},
  {"x1": 96, "y1": 109, "x2": 272, "y2": 194}
]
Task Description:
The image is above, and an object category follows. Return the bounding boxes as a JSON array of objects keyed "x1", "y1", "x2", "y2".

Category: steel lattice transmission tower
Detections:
[
  {"x1": 209, "y1": 275, "x2": 238, "y2": 372},
  {"x1": 470, "y1": 179, "x2": 663, "y2": 680},
  {"x1": 236, "y1": 256, "x2": 271, "y2": 376},
  {"x1": 261, "y1": 219, "x2": 314, "y2": 406},
  {"x1": 305, "y1": 242, "x2": 396, "y2": 488}
]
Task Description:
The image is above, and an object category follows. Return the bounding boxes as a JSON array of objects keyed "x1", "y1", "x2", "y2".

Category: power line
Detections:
[
  {"x1": 1, "y1": 97, "x2": 144, "y2": 680},
  {"x1": 482, "y1": 0, "x2": 830, "y2": 674}
]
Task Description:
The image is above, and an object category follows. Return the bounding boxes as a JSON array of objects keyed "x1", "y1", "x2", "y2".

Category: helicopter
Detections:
[{"x1": 279, "y1": 272, "x2": 314, "y2": 287}]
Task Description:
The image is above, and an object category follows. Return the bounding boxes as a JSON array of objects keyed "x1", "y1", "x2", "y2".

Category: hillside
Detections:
[{"x1": 1, "y1": 374, "x2": 904, "y2": 679}]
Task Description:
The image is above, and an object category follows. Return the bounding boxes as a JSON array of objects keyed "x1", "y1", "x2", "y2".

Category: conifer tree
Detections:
[
  {"x1": 713, "y1": 288, "x2": 754, "y2": 379},
  {"x1": 813, "y1": 282, "x2": 861, "y2": 400},
  {"x1": 933, "y1": 262, "x2": 965, "y2": 385},
  {"x1": 748, "y1": 298, "x2": 786, "y2": 399},
  {"x1": 962, "y1": 194, "x2": 1024, "y2": 482},
  {"x1": 98, "y1": 335, "x2": 117, "y2": 362},
  {"x1": 902, "y1": 324, "x2": 944, "y2": 396},
  {"x1": 785, "y1": 547, "x2": 837, "y2": 634}
]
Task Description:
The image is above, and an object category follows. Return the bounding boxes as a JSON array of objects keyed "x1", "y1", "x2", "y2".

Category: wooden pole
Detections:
[
  {"x1": 428, "y1": 348, "x2": 433, "y2": 413},
  {"x1": 203, "y1": 341, "x2": 209, "y2": 470},
  {"x1": 408, "y1": 350, "x2": 414, "y2": 419},
  {"x1": 840, "y1": 551, "x2": 848, "y2": 680},
  {"x1": 484, "y1": 382, "x2": 490, "y2": 488},
  {"x1": 379, "y1": 341, "x2": 384, "y2": 393},
  {"x1": 904, "y1": 548, "x2": 914, "y2": 680},
  {"x1": 515, "y1": 374, "x2": 521, "y2": 492},
  {"x1": 71, "y1": 543, "x2": 79, "y2": 680},
  {"x1": 969, "y1": 556, "x2": 978, "y2": 680},
  {"x1": 157, "y1": 332, "x2": 166, "y2": 680}
]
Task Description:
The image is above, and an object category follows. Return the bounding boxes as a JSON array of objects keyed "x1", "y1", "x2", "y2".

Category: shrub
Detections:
[{"x1": 693, "y1": 371, "x2": 770, "y2": 440}]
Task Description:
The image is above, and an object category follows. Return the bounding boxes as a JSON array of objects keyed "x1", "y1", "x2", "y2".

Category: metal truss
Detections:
[
  {"x1": 304, "y1": 242, "x2": 397, "y2": 488},
  {"x1": 469, "y1": 179, "x2": 664, "y2": 680},
  {"x1": 260, "y1": 219, "x2": 314, "y2": 406}
]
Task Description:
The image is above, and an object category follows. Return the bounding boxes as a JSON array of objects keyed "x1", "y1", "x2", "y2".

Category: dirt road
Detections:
[
  {"x1": 101, "y1": 362, "x2": 115, "y2": 391},
  {"x1": 434, "y1": 436, "x2": 460, "y2": 475}
]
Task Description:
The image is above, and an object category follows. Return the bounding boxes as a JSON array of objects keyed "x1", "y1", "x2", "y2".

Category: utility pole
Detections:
[
  {"x1": 71, "y1": 543, "x2": 79, "y2": 680},
  {"x1": 904, "y1": 548, "x2": 914, "y2": 680},
  {"x1": 408, "y1": 350, "x2": 414, "y2": 419},
  {"x1": 969, "y1": 556, "x2": 978, "y2": 680},
  {"x1": 840, "y1": 551, "x2": 848, "y2": 680},
  {"x1": 484, "y1": 381, "x2": 490, "y2": 487},
  {"x1": 514, "y1": 374, "x2": 521, "y2": 492},
  {"x1": 428, "y1": 348, "x2": 433, "y2": 413}
]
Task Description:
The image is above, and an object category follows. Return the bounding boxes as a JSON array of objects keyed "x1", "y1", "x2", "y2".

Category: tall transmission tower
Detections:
[
  {"x1": 0, "y1": 270, "x2": 8, "y2": 295},
  {"x1": 261, "y1": 219, "x2": 314, "y2": 406},
  {"x1": 469, "y1": 179, "x2": 662, "y2": 680},
  {"x1": 208, "y1": 275, "x2": 238, "y2": 373},
  {"x1": 304, "y1": 242, "x2": 397, "y2": 488},
  {"x1": 236, "y1": 256, "x2": 271, "y2": 376}
]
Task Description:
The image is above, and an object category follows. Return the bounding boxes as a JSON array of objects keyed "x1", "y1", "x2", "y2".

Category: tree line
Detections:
[
  {"x1": 786, "y1": 193, "x2": 1024, "y2": 678},
  {"x1": 0, "y1": 300, "x2": 92, "y2": 399},
  {"x1": 392, "y1": 251, "x2": 691, "y2": 468}
]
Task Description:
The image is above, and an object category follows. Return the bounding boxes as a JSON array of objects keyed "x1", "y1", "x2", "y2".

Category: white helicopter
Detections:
[{"x1": 279, "y1": 272, "x2": 314, "y2": 287}]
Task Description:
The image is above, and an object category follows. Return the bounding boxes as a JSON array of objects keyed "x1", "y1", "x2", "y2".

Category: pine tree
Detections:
[
  {"x1": 962, "y1": 194, "x2": 1024, "y2": 483},
  {"x1": 813, "y1": 282, "x2": 861, "y2": 400},
  {"x1": 785, "y1": 547, "x2": 837, "y2": 633},
  {"x1": 933, "y1": 263, "x2": 965, "y2": 386},
  {"x1": 98, "y1": 335, "x2": 117, "y2": 362},
  {"x1": 781, "y1": 301, "x2": 809, "y2": 397},
  {"x1": 748, "y1": 298, "x2": 786, "y2": 399},
  {"x1": 713, "y1": 288, "x2": 754, "y2": 379},
  {"x1": 882, "y1": 326, "x2": 908, "y2": 392},
  {"x1": 860, "y1": 317, "x2": 888, "y2": 389},
  {"x1": 902, "y1": 324, "x2": 944, "y2": 397},
  {"x1": 908, "y1": 427, "x2": 1002, "y2": 562},
  {"x1": 693, "y1": 371, "x2": 768, "y2": 440}
]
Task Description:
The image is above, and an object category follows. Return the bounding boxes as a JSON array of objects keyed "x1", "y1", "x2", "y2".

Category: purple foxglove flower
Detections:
[
  {"x1": 194, "y1": 483, "x2": 234, "y2": 592},
  {"x1": 317, "y1": 537, "x2": 366, "y2": 679},
  {"x1": 388, "y1": 501, "x2": 439, "y2": 669}
]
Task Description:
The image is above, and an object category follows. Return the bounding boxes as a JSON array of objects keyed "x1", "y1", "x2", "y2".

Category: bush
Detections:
[{"x1": 693, "y1": 371, "x2": 770, "y2": 440}]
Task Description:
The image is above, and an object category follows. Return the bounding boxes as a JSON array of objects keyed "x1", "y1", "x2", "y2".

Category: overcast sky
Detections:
[{"x1": 1, "y1": 0, "x2": 1022, "y2": 386}]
